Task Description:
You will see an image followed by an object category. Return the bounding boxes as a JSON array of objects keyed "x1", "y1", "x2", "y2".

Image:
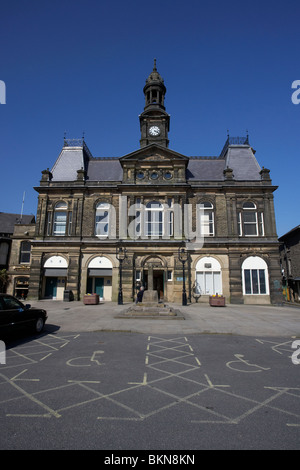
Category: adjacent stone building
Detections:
[
  {"x1": 25, "y1": 61, "x2": 282, "y2": 304},
  {"x1": 0, "y1": 212, "x2": 35, "y2": 296},
  {"x1": 279, "y1": 225, "x2": 300, "y2": 302}
]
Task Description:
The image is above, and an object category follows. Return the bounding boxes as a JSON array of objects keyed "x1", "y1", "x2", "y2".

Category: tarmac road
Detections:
[{"x1": 1, "y1": 300, "x2": 300, "y2": 451}]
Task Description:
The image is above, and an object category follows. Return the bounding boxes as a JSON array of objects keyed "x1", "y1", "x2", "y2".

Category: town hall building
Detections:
[{"x1": 9, "y1": 61, "x2": 282, "y2": 305}]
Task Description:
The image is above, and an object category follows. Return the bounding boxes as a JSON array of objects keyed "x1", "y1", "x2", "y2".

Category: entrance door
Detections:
[
  {"x1": 45, "y1": 277, "x2": 57, "y2": 298},
  {"x1": 94, "y1": 278, "x2": 104, "y2": 297},
  {"x1": 154, "y1": 271, "x2": 164, "y2": 300},
  {"x1": 87, "y1": 277, "x2": 104, "y2": 297}
]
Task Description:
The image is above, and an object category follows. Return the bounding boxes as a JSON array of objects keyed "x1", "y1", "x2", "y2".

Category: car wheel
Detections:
[{"x1": 35, "y1": 317, "x2": 45, "y2": 333}]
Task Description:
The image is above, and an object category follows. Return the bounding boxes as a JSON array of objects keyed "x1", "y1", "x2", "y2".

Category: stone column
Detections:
[
  {"x1": 143, "y1": 264, "x2": 158, "y2": 303},
  {"x1": 148, "y1": 264, "x2": 154, "y2": 290}
]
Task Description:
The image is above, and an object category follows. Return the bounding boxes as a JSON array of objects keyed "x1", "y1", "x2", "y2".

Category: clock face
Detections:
[{"x1": 149, "y1": 125, "x2": 160, "y2": 136}]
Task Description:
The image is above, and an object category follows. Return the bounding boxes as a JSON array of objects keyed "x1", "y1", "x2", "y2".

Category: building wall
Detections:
[
  {"x1": 26, "y1": 184, "x2": 283, "y2": 305},
  {"x1": 24, "y1": 146, "x2": 283, "y2": 306},
  {"x1": 6, "y1": 224, "x2": 35, "y2": 299}
]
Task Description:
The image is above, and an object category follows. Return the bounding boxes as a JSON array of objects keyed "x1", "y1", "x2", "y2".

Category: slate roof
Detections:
[
  {"x1": 0, "y1": 213, "x2": 35, "y2": 234},
  {"x1": 51, "y1": 147, "x2": 88, "y2": 181},
  {"x1": 224, "y1": 145, "x2": 261, "y2": 180},
  {"x1": 50, "y1": 142, "x2": 262, "y2": 183},
  {"x1": 86, "y1": 159, "x2": 123, "y2": 181},
  {"x1": 187, "y1": 159, "x2": 225, "y2": 181},
  {"x1": 278, "y1": 225, "x2": 300, "y2": 242}
]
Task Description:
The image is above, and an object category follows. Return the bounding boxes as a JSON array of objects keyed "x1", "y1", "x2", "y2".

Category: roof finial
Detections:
[{"x1": 153, "y1": 58, "x2": 157, "y2": 71}]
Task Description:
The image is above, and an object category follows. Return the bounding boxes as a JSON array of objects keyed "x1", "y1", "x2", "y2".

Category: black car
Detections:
[{"x1": 0, "y1": 294, "x2": 47, "y2": 338}]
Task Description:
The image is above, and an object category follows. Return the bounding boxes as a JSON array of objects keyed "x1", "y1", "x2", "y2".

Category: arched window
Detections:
[
  {"x1": 19, "y1": 241, "x2": 31, "y2": 264},
  {"x1": 53, "y1": 201, "x2": 67, "y2": 236},
  {"x1": 145, "y1": 201, "x2": 163, "y2": 237},
  {"x1": 95, "y1": 202, "x2": 110, "y2": 237},
  {"x1": 242, "y1": 256, "x2": 269, "y2": 295},
  {"x1": 199, "y1": 202, "x2": 214, "y2": 236},
  {"x1": 195, "y1": 257, "x2": 222, "y2": 295},
  {"x1": 238, "y1": 201, "x2": 264, "y2": 237}
]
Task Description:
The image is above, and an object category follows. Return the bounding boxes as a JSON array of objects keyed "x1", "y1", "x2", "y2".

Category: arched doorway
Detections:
[
  {"x1": 43, "y1": 255, "x2": 68, "y2": 299},
  {"x1": 195, "y1": 256, "x2": 222, "y2": 296},
  {"x1": 87, "y1": 256, "x2": 113, "y2": 300}
]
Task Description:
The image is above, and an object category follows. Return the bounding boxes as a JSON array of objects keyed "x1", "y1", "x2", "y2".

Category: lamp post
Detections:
[
  {"x1": 116, "y1": 245, "x2": 127, "y2": 305},
  {"x1": 178, "y1": 246, "x2": 188, "y2": 306}
]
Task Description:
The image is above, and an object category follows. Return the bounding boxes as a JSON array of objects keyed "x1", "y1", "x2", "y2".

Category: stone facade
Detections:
[
  {"x1": 6, "y1": 222, "x2": 35, "y2": 299},
  {"x1": 279, "y1": 225, "x2": 300, "y2": 302},
  {"x1": 8, "y1": 62, "x2": 282, "y2": 305}
]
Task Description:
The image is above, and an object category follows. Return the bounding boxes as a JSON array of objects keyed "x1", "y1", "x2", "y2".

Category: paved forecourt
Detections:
[{"x1": 27, "y1": 299, "x2": 300, "y2": 337}]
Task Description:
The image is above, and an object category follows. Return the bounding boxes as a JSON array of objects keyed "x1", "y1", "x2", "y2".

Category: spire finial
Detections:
[{"x1": 153, "y1": 58, "x2": 157, "y2": 71}]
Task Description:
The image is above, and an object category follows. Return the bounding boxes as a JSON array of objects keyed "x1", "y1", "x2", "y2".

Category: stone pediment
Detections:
[{"x1": 119, "y1": 144, "x2": 188, "y2": 165}]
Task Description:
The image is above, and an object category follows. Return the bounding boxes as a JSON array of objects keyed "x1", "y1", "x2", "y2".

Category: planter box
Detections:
[
  {"x1": 209, "y1": 296, "x2": 225, "y2": 307},
  {"x1": 83, "y1": 294, "x2": 99, "y2": 305}
]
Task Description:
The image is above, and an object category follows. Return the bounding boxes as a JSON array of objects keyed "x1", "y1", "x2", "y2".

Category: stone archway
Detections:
[{"x1": 142, "y1": 256, "x2": 166, "y2": 301}]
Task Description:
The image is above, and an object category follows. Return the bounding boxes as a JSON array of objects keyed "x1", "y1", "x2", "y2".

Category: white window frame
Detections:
[
  {"x1": 242, "y1": 256, "x2": 269, "y2": 295},
  {"x1": 239, "y1": 202, "x2": 258, "y2": 237},
  {"x1": 259, "y1": 213, "x2": 265, "y2": 236},
  {"x1": 195, "y1": 257, "x2": 222, "y2": 295},
  {"x1": 199, "y1": 202, "x2": 214, "y2": 237},
  {"x1": 145, "y1": 201, "x2": 164, "y2": 237},
  {"x1": 53, "y1": 202, "x2": 67, "y2": 236},
  {"x1": 95, "y1": 202, "x2": 110, "y2": 237}
]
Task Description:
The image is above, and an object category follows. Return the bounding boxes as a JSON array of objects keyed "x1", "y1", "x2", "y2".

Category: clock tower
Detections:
[{"x1": 139, "y1": 59, "x2": 170, "y2": 148}]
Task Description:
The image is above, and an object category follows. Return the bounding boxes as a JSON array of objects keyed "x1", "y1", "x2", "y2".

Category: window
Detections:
[
  {"x1": 137, "y1": 171, "x2": 145, "y2": 180},
  {"x1": 199, "y1": 202, "x2": 214, "y2": 236},
  {"x1": 242, "y1": 256, "x2": 269, "y2": 295},
  {"x1": 238, "y1": 201, "x2": 261, "y2": 236},
  {"x1": 135, "y1": 198, "x2": 141, "y2": 236},
  {"x1": 1, "y1": 295, "x2": 23, "y2": 310},
  {"x1": 19, "y1": 241, "x2": 31, "y2": 264},
  {"x1": 95, "y1": 202, "x2": 110, "y2": 237},
  {"x1": 53, "y1": 202, "x2": 67, "y2": 236},
  {"x1": 134, "y1": 199, "x2": 173, "y2": 238},
  {"x1": 164, "y1": 171, "x2": 173, "y2": 180},
  {"x1": 259, "y1": 213, "x2": 265, "y2": 236},
  {"x1": 195, "y1": 257, "x2": 222, "y2": 295},
  {"x1": 167, "y1": 198, "x2": 174, "y2": 237},
  {"x1": 145, "y1": 201, "x2": 163, "y2": 237}
]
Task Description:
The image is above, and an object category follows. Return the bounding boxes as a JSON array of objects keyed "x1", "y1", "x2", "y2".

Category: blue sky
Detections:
[{"x1": 0, "y1": 0, "x2": 299, "y2": 237}]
